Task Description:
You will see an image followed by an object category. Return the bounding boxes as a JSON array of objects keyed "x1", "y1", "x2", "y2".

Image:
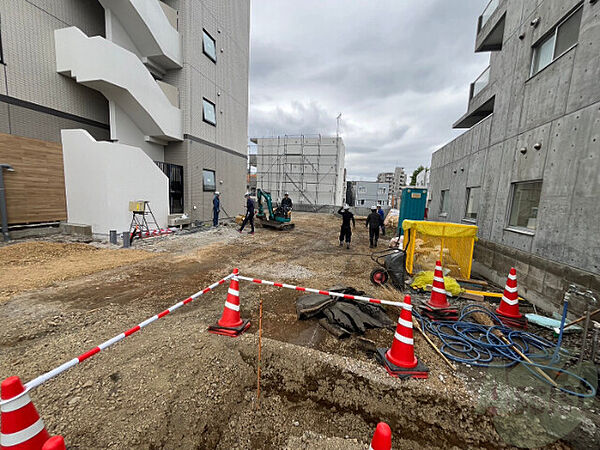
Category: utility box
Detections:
[{"x1": 397, "y1": 188, "x2": 427, "y2": 235}]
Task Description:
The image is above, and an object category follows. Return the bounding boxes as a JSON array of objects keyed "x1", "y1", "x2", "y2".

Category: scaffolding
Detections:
[{"x1": 251, "y1": 135, "x2": 345, "y2": 209}]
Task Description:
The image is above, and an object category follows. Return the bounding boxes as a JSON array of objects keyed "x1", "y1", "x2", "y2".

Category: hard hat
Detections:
[
  {"x1": 284, "y1": 192, "x2": 289, "y2": 195},
  {"x1": 371, "y1": 205, "x2": 377, "y2": 210},
  {"x1": 244, "y1": 192, "x2": 250, "y2": 197},
  {"x1": 343, "y1": 204, "x2": 350, "y2": 210},
  {"x1": 215, "y1": 191, "x2": 220, "y2": 195}
]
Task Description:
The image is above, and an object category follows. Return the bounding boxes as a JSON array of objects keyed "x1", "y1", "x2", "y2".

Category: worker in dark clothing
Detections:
[
  {"x1": 366, "y1": 205, "x2": 382, "y2": 248},
  {"x1": 239, "y1": 192, "x2": 255, "y2": 234},
  {"x1": 377, "y1": 205, "x2": 385, "y2": 236},
  {"x1": 337, "y1": 204, "x2": 355, "y2": 249},
  {"x1": 212, "y1": 191, "x2": 220, "y2": 227},
  {"x1": 281, "y1": 192, "x2": 293, "y2": 217}
]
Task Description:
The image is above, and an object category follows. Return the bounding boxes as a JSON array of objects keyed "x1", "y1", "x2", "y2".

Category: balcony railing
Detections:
[
  {"x1": 480, "y1": 0, "x2": 499, "y2": 30},
  {"x1": 470, "y1": 66, "x2": 490, "y2": 100}
]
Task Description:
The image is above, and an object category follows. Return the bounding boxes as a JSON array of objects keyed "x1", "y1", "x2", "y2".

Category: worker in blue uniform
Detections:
[
  {"x1": 239, "y1": 192, "x2": 255, "y2": 234},
  {"x1": 212, "y1": 191, "x2": 220, "y2": 227}
]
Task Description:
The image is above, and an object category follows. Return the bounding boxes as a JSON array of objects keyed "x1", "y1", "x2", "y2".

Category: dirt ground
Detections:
[{"x1": 0, "y1": 213, "x2": 598, "y2": 449}]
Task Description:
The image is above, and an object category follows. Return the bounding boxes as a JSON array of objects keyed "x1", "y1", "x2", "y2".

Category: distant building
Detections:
[
  {"x1": 377, "y1": 172, "x2": 394, "y2": 184},
  {"x1": 415, "y1": 168, "x2": 430, "y2": 188},
  {"x1": 351, "y1": 181, "x2": 388, "y2": 208},
  {"x1": 428, "y1": 0, "x2": 599, "y2": 313},
  {"x1": 252, "y1": 135, "x2": 346, "y2": 208}
]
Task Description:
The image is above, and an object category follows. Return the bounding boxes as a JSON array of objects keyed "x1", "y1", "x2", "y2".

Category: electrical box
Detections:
[{"x1": 396, "y1": 188, "x2": 428, "y2": 235}]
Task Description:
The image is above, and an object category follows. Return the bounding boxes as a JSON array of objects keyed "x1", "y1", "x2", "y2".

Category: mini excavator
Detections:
[{"x1": 255, "y1": 189, "x2": 295, "y2": 230}]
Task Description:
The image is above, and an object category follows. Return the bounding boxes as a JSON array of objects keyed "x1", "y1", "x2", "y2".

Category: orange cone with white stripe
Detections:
[
  {"x1": 1, "y1": 376, "x2": 50, "y2": 450},
  {"x1": 369, "y1": 422, "x2": 392, "y2": 450},
  {"x1": 427, "y1": 261, "x2": 451, "y2": 309},
  {"x1": 208, "y1": 269, "x2": 251, "y2": 337},
  {"x1": 375, "y1": 295, "x2": 429, "y2": 379},
  {"x1": 496, "y1": 267, "x2": 522, "y2": 319},
  {"x1": 42, "y1": 437, "x2": 65, "y2": 450}
]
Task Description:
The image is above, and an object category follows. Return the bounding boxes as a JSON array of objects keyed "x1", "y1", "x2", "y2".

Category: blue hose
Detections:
[{"x1": 414, "y1": 304, "x2": 597, "y2": 398}]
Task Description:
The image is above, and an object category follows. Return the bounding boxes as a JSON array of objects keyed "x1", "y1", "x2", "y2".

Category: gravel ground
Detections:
[{"x1": 0, "y1": 213, "x2": 598, "y2": 449}]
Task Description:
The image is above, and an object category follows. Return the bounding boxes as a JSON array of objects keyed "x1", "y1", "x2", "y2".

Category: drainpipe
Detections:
[{"x1": 0, "y1": 163, "x2": 15, "y2": 242}]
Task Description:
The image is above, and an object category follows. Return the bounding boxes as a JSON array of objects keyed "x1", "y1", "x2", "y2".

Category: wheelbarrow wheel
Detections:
[{"x1": 370, "y1": 268, "x2": 389, "y2": 286}]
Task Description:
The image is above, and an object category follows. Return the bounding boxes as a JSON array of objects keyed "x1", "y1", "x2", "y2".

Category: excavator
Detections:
[{"x1": 255, "y1": 188, "x2": 295, "y2": 230}]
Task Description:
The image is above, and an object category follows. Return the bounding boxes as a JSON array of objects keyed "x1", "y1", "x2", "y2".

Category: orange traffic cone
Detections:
[
  {"x1": 376, "y1": 295, "x2": 429, "y2": 379},
  {"x1": 427, "y1": 261, "x2": 451, "y2": 309},
  {"x1": 369, "y1": 422, "x2": 392, "y2": 450},
  {"x1": 496, "y1": 268, "x2": 527, "y2": 329},
  {"x1": 208, "y1": 269, "x2": 251, "y2": 337},
  {"x1": 42, "y1": 436, "x2": 65, "y2": 450},
  {"x1": 1, "y1": 376, "x2": 50, "y2": 450}
]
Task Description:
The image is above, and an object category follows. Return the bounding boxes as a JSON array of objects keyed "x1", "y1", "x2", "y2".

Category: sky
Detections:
[{"x1": 248, "y1": 0, "x2": 490, "y2": 180}]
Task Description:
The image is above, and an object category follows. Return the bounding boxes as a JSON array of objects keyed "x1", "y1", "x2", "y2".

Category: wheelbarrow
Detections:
[{"x1": 369, "y1": 247, "x2": 407, "y2": 289}]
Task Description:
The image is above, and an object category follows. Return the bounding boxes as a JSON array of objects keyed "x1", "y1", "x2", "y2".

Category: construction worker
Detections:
[
  {"x1": 366, "y1": 205, "x2": 382, "y2": 248},
  {"x1": 239, "y1": 192, "x2": 255, "y2": 235},
  {"x1": 377, "y1": 205, "x2": 385, "y2": 236},
  {"x1": 281, "y1": 192, "x2": 293, "y2": 217},
  {"x1": 212, "y1": 191, "x2": 220, "y2": 227},
  {"x1": 337, "y1": 204, "x2": 355, "y2": 249}
]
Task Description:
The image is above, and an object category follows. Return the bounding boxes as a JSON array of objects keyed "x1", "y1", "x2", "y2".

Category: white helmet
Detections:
[
  {"x1": 214, "y1": 191, "x2": 220, "y2": 195},
  {"x1": 244, "y1": 192, "x2": 250, "y2": 197},
  {"x1": 343, "y1": 204, "x2": 350, "y2": 210},
  {"x1": 371, "y1": 205, "x2": 377, "y2": 210}
]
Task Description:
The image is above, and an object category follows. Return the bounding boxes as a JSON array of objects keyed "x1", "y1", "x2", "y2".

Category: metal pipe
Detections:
[{"x1": 0, "y1": 164, "x2": 15, "y2": 242}]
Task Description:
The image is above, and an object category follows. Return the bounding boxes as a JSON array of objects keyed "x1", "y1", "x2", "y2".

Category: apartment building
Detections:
[
  {"x1": 428, "y1": 0, "x2": 599, "y2": 313},
  {"x1": 0, "y1": 0, "x2": 249, "y2": 235},
  {"x1": 252, "y1": 135, "x2": 346, "y2": 208},
  {"x1": 376, "y1": 172, "x2": 394, "y2": 184},
  {"x1": 348, "y1": 181, "x2": 388, "y2": 208}
]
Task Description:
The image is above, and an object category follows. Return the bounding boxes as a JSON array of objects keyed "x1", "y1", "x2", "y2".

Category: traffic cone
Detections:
[
  {"x1": 376, "y1": 295, "x2": 429, "y2": 379},
  {"x1": 496, "y1": 268, "x2": 527, "y2": 329},
  {"x1": 42, "y1": 436, "x2": 65, "y2": 450},
  {"x1": 208, "y1": 269, "x2": 251, "y2": 337},
  {"x1": 427, "y1": 261, "x2": 451, "y2": 309},
  {"x1": 1, "y1": 376, "x2": 50, "y2": 450},
  {"x1": 369, "y1": 422, "x2": 392, "y2": 450}
]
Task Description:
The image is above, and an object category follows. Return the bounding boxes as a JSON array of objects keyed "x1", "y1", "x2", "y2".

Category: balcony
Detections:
[
  {"x1": 470, "y1": 66, "x2": 490, "y2": 100},
  {"x1": 475, "y1": 0, "x2": 506, "y2": 52},
  {"x1": 55, "y1": 27, "x2": 182, "y2": 141},
  {"x1": 99, "y1": 0, "x2": 182, "y2": 70}
]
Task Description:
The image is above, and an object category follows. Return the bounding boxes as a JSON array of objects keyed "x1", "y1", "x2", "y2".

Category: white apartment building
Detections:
[{"x1": 0, "y1": 0, "x2": 250, "y2": 235}]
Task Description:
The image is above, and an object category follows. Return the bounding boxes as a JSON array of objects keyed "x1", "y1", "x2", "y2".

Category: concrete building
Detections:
[
  {"x1": 392, "y1": 167, "x2": 407, "y2": 191},
  {"x1": 348, "y1": 181, "x2": 388, "y2": 208},
  {"x1": 252, "y1": 135, "x2": 346, "y2": 208},
  {"x1": 428, "y1": 0, "x2": 599, "y2": 313},
  {"x1": 377, "y1": 172, "x2": 394, "y2": 184},
  {"x1": 0, "y1": 0, "x2": 249, "y2": 235},
  {"x1": 415, "y1": 168, "x2": 430, "y2": 188}
]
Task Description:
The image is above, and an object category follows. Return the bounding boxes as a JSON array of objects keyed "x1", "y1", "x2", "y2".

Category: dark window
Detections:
[
  {"x1": 202, "y1": 98, "x2": 216, "y2": 126},
  {"x1": 203, "y1": 29, "x2": 217, "y2": 62},
  {"x1": 464, "y1": 187, "x2": 481, "y2": 220},
  {"x1": 508, "y1": 181, "x2": 542, "y2": 230},
  {"x1": 531, "y1": 6, "x2": 583, "y2": 76},
  {"x1": 440, "y1": 190, "x2": 449, "y2": 215},
  {"x1": 203, "y1": 169, "x2": 216, "y2": 191},
  {"x1": 155, "y1": 162, "x2": 184, "y2": 214}
]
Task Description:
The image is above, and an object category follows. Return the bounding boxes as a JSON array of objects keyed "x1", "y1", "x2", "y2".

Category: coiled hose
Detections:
[{"x1": 413, "y1": 304, "x2": 597, "y2": 398}]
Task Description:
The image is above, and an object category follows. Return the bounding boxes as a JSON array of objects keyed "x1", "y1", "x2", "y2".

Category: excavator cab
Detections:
[{"x1": 256, "y1": 189, "x2": 295, "y2": 230}]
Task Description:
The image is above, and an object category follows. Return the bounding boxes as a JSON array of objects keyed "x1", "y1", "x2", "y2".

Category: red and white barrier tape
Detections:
[
  {"x1": 236, "y1": 275, "x2": 410, "y2": 309},
  {"x1": 0, "y1": 273, "x2": 234, "y2": 406}
]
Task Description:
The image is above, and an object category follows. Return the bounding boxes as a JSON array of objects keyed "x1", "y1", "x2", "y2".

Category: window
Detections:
[
  {"x1": 531, "y1": 6, "x2": 583, "y2": 76},
  {"x1": 202, "y1": 98, "x2": 216, "y2": 126},
  {"x1": 203, "y1": 169, "x2": 216, "y2": 192},
  {"x1": 464, "y1": 187, "x2": 481, "y2": 220},
  {"x1": 508, "y1": 181, "x2": 542, "y2": 231},
  {"x1": 202, "y1": 29, "x2": 217, "y2": 62},
  {"x1": 440, "y1": 190, "x2": 449, "y2": 215},
  {"x1": 377, "y1": 187, "x2": 387, "y2": 195},
  {"x1": 358, "y1": 186, "x2": 367, "y2": 194}
]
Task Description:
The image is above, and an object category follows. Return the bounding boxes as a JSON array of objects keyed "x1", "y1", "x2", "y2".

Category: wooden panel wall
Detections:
[{"x1": 0, "y1": 133, "x2": 67, "y2": 224}]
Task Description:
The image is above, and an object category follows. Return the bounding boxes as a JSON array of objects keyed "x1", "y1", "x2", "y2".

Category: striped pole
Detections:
[
  {"x1": 236, "y1": 275, "x2": 409, "y2": 309},
  {"x1": 0, "y1": 273, "x2": 234, "y2": 406}
]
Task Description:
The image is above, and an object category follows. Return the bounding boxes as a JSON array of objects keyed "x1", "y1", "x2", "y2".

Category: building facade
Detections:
[
  {"x1": 0, "y1": 0, "x2": 249, "y2": 234},
  {"x1": 252, "y1": 135, "x2": 346, "y2": 208},
  {"x1": 348, "y1": 181, "x2": 388, "y2": 208},
  {"x1": 428, "y1": 0, "x2": 599, "y2": 313},
  {"x1": 376, "y1": 172, "x2": 394, "y2": 184}
]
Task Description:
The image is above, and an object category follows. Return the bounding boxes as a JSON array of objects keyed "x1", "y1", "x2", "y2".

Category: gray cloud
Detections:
[{"x1": 249, "y1": 0, "x2": 489, "y2": 179}]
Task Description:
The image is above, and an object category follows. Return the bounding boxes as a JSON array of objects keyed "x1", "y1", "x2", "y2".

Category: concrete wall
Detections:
[
  {"x1": 61, "y1": 129, "x2": 169, "y2": 235},
  {"x1": 429, "y1": 0, "x2": 600, "y2": 313},
  {"x1": 254, "y1": 136, "x2": 346, "y2": 207}
]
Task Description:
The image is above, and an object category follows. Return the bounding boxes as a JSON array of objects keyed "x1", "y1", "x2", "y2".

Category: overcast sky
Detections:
[{"x1": 248, "y1": 0, "x2": 490, "y2": 180}]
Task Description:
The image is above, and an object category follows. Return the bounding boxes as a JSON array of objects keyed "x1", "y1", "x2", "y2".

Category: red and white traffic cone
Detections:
[
  {"x1": 208, "y1": 269, "x2": 251, "y2": 337},
  {"x1": 42, "y1": 436, "x2": 65, "y2": 450},
  {"x1": 376, "y1": 295, "x2": 429, "y2": 379},
  {"x1": 427, "y1": 261, "x2": 450, "y2": 309},
  {"x1": 496, "y1": 268, "x2": 527, "y2": 329},
  {"x1": 369, "y1": 422, "x2": 392, "y2": 450},
  {"x1": 1, "y1": 376, "x2": 50, "y2": 450}
]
